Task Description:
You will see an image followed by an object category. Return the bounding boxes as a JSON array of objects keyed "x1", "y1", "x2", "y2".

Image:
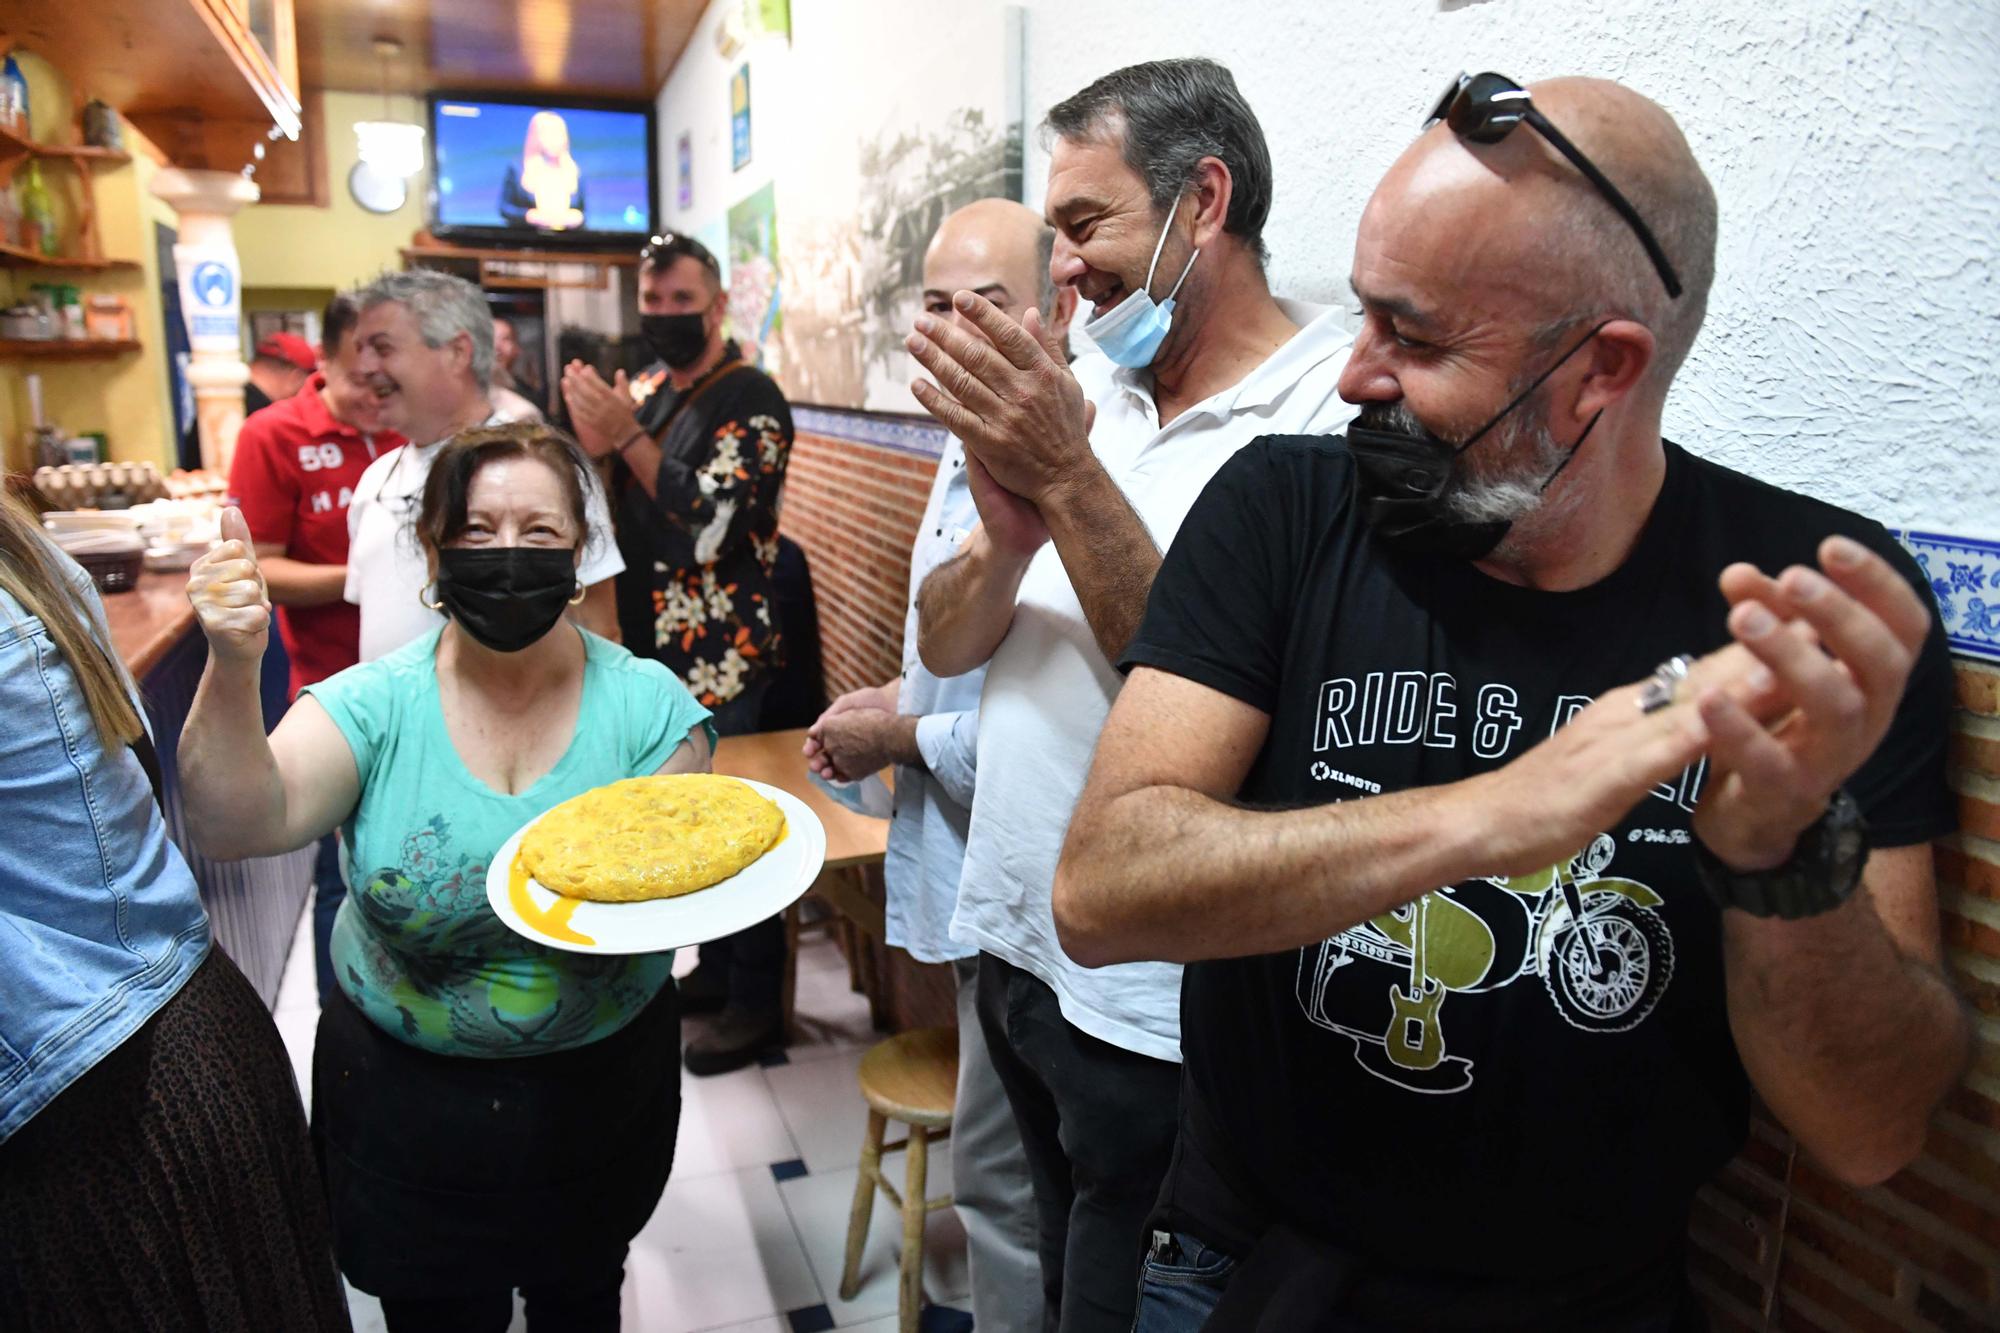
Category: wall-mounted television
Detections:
[{"x1": 427, "y1": 93, "x2": 657, "y2": 249}]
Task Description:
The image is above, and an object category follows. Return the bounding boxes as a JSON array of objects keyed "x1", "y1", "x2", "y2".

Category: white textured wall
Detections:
[
  {"x1": 1016, "y1": 0, "x2": 2000, "y2": 530},
  {"x1": 653, "y1": 0, "x2": 1998, "y2": 528},
  {"x1": 655, "y1": 0, "x2": 788, "y2": 238}
]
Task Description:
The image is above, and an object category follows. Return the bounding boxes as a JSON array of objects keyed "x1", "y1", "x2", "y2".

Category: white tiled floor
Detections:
[{"x1": 273, "y1": 907, "x2": 970, "y2": 1332}]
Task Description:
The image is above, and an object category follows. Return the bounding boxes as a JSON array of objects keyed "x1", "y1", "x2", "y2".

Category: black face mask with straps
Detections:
[
  {"x1": 1344, "y1": 322, "x2": 1608, "y2": 561},
  {"x1": 435, "y1": 547, "x2": 577, "y2": 653},
  {"x1": 640, "y1": 309, "x2": 713, "y2": 370}
]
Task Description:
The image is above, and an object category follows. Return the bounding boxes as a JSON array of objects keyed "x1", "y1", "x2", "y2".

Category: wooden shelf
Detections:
[
  {"x1": 0, "y1": 242, "x2": 141, "y2": 272},
  {"x1": 403, "y1": 241, "x2": 639, "y2": 293},
  {"x1": 0, "y1": 123, "x2": 132, "y2": 166},
  {"x1": 0, "y1": 122, "x2": 139, "y2": 276},
  {"x1": 0, "y1": 338, "x2": 141, "y2": 359}
]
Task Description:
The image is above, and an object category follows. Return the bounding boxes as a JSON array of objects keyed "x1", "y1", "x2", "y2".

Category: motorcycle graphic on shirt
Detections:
[{"x1": 1295, "y1": 833, "x2": 1675, "y2": 1094}]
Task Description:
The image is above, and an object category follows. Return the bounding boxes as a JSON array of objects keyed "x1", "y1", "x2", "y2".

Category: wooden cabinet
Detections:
[{"x1": 2, "y1": 0, "x2": 301, "y2": 163}]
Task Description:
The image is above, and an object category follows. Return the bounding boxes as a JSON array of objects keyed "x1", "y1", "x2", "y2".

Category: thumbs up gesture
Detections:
[{"x1": 186, "y1": 507, "x2": 271, "y2": 665}]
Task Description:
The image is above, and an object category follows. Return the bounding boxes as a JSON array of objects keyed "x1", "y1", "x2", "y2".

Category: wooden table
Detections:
[
  {"x1": 713, "y1": 727, "x2": 893, "y2": 1028},
  {"x1": 714, "y1": 726, "x2": 891, "y2": 934}
]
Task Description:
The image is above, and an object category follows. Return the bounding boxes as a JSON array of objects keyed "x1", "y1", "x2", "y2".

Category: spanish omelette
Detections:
[{"x1": 521, "y1": 774, "x2": 787, "y2": 902}]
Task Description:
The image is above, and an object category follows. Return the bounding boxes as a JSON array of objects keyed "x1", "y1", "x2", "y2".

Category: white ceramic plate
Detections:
[{"x1": 485, "y1": 777, "x2": 827, "y2": 956}]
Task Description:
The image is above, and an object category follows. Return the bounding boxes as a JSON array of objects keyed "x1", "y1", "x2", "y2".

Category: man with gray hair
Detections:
[
  {"x1": 905, "y1": 59, "x2": 1354, "y2": 1329},
  {"x1": 345, "y1": 269, "x2": 623, "y2": 659}
]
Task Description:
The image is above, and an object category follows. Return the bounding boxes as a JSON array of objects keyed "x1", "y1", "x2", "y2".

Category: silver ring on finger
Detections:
[{"x1": 1638, "y1": 654, "x2": 1693, "y2": 714}]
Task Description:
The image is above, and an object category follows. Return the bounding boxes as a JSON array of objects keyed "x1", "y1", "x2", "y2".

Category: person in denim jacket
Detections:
[{"x1": 0, "y1": 493, "x2": 349, "y2": 1332}]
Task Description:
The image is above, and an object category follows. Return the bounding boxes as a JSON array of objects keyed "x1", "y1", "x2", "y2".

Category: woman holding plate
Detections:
[{"x1": 180, "y1": 423, "x2": 713, "y2": 1332}]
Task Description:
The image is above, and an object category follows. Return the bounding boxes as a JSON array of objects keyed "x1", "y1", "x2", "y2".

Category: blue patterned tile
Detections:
[
  {"x1": 919, "y1": 1306, "x2": 975, "y2": 1333},
  {"x1": 795, "y1": 405, "x2": 950, "y2": 459},
  {"x1": 1897, "y1": 528, "x2": 2000, "y2": 664},
  {"x1": 758, "y1": 1047, "x2": 791, "y2": 1068},
  {"x1": 769, "y1": 1157, "x2": 808, "y2": 1182},
  {"x1": 786, "y1": 1304, "x2": 835, "y2": 1333}
]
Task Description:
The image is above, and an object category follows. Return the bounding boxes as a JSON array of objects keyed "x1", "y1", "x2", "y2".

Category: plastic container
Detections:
[
  {"x1": 82, "y1": 100, "x2": 123, "y2": 151},
  {"x1": 57, "y1": 286, "x2": 83, "y2": 340},
  {"x1": 1, "y1": 56, "x2": 29, "y2": 137},
  {"x1": 0, "y1": 304, "x2": 52, "y2": 339},
  {"x1": 84, "y1": 295, "x2": 132, "y2": 340},
  {"x1": 53, "y1": 529, "x2": 147, "y2": 593}
]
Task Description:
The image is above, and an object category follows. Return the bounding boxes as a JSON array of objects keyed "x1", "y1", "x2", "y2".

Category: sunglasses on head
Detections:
[
  {"x1": 639, "y1": 232, "x2": 722, "y2": 277},
  {"x1": 1425, "y1": 71, "x2": 1682, "y2": 299}
]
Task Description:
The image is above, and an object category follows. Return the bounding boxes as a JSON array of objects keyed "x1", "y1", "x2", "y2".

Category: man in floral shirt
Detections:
[{"x1": 563, "y1": 231, "x2": 797, "y2": 1072}]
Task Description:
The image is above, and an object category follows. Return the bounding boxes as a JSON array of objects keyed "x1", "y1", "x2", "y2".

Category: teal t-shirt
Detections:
[{"x1": 301, "y1": 626, "x2": 714, "y2": 1057}]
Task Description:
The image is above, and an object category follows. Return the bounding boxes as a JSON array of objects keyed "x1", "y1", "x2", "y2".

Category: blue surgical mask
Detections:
[{"x1": 1081, "y1": 194, "x2": 1199, "y2": 368}]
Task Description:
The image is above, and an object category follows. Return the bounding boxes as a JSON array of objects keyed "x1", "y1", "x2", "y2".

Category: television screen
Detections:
[{"x1": 429, "y1": 95, "x2": 655, "y2": 244}]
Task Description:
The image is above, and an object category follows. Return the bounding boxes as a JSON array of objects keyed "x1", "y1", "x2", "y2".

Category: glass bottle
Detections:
[{"x1": 19, "y1": 161, "x2": 57, "y2": 257}]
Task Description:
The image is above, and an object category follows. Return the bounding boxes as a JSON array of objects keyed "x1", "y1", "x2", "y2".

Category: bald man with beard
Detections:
[
  {"x1": 1056, "y1": 75, "x2": 1966, "y2": 1329},
  {"x1": 804, "y1": 197, "x2": 1074, "y2": 1332}
]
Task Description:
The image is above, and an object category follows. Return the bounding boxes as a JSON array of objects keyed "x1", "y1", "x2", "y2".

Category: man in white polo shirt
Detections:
[
  {"x1": 906, "y1": 59, "x2": 1355, "y2": 1332},
  {"x1": 345, "y1": 270, "x2": 622, "y2": 660}
]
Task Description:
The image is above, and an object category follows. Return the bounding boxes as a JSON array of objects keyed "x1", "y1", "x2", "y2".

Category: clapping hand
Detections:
[
  {"x1": 560, "y1": 361, "x2": 643, "y2": 458},
  {"x1": 965, "y1": 452, "x2": 1050, "y2": 558},
  {"x1": 1691, "y1": 537, "x2": 1932, "y2": 871},
  {"x1": 1472, "y1": 638, "x2": 1793, "y2": 880},
  {"x1": 186, "y1": 507, "x2": 270, "y2": 665},
  {"x1": 907, "y1": 293, "x2": 1095, "y2": 507}
]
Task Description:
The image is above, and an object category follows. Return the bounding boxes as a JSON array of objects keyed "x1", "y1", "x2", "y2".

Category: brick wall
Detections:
[
  {"x1": 778, "y1": 423, "x2": 937, "y2": 700},
  {"x1": 778, "y1": 413, "x2": 958, "y2": 1033},
  {"x1": 1688, "y1": 659, "x2": 2000, "y2": 1331}
]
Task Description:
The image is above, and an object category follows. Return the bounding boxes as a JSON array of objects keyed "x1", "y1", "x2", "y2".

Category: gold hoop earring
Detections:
[
  {"x1": 420, "y1": 581, "x2": 445, "y2": 611},
  {"x1": 567, "y1": 581, "x2": 587, "y2": 606}
]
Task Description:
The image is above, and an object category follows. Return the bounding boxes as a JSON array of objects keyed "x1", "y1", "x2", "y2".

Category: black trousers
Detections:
[
  {"x1": 694, "y1": 913, "x2": 787, "y2": 1011},
  {"x1": 976, "y1": 951, "x2": 1181, "y2": 1333},
  {"x1": 379, "y1": 1256, "x2": 623, "y2": 1333},
  {"x1": 313, "y1": 978, "x2": 680, "y2": 1318}
]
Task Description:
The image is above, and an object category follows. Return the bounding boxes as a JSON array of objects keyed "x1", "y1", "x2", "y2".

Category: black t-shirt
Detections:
[{"x1": 1122, "y1": 436, "x2": 1954, "y2": 1322}]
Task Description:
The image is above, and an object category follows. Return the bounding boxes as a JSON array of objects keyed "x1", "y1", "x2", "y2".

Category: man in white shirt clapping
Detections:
[{"x1": 904, "y1": 59, "x2": 1357, "y2": 1331}]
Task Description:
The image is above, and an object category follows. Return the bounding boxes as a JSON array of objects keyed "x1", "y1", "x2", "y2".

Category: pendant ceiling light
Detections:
[{"x1": 354, "y1": 37, "x2": 426, "y2": 178}]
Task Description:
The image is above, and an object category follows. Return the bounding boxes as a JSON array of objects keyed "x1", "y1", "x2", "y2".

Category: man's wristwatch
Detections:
[{"x1": 1693, "y1": 789, "x2": 1869, "y2": 920}]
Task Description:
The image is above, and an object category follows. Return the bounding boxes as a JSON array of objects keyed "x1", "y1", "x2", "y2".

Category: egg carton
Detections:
[{"x1": 33, "y1": 462, "x2": 169, "y2": 510}]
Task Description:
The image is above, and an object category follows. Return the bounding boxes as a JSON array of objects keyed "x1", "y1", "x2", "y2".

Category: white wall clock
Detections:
[{"x1": 347, "y1": 160, "x2": 407, "y2": 214}]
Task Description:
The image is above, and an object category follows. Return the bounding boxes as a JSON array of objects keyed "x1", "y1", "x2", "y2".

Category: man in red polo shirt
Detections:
[{"x1": 229, "y1": 291, "x2": 406, "y2": 999}]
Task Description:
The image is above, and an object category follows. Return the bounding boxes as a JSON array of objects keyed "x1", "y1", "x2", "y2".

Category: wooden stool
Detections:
[{"x1": 839, "y1": 1027, "x2": 957, "y2": 1330}]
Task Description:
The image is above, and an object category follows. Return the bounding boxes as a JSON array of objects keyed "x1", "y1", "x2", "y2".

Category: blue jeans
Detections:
[{"x1": 1131, "y1": 1231, "x2": 1236, "y2": 1333}]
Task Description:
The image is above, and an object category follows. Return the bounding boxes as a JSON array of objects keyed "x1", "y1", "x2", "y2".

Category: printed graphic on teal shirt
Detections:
[
  {"x1": 306, "y1": 626, "x2": 707, "y2": 1058},
  {"x1": 337, "y1": 809, "x2": 668, "y2": 1056}
]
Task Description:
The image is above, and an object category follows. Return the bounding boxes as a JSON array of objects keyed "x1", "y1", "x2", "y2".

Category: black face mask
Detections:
[
  {"x1": 435, "y1": 546, "x2": 577, "y2": 653},
  {"x1": 1345, "y1": 322, "x2": 1608, "y2": 561},
  {"x1": 640, "y1": 308, "x2": 714, "y2": 370}
]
